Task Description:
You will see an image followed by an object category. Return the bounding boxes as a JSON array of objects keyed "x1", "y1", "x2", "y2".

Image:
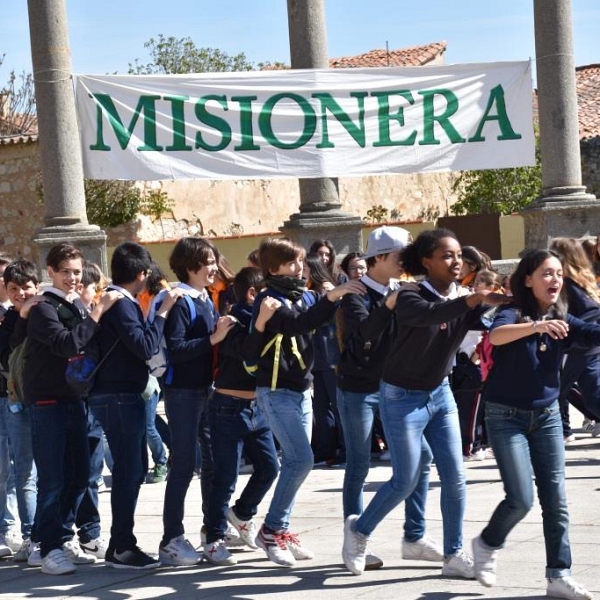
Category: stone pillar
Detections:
[
  {"x1": 522, "y1": 0, "x2": 600, "y2": 249},
  {"x1": 27, "y1": 0, "x2": 107, "y2": 276},
  {"x1": 283, "y1": 0, "x2": 364, "y2": 254}
]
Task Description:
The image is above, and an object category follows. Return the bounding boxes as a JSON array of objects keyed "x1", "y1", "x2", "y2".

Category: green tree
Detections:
[
  {"x1": 128, "y1": 35, "x2": 254, "y2": 74},
  {"x1": 450, "y1": 133, "x2": 542, "y2": 215}
]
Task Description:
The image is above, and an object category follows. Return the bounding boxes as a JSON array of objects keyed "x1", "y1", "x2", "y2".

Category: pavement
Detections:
[{"x1": 0, "y1": 420, "x2": 598, "y2": 600}]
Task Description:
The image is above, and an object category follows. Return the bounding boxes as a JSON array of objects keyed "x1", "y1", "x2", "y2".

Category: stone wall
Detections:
[
  {"x1": 582, "y1": 137, "x2": 600, "y2": 198},
  {"x1": 0, "y1": 141, "x2": 44, "y2": 259},
  {"x1": 105, "y1": 171, "x2": 457, "y2": 246}
]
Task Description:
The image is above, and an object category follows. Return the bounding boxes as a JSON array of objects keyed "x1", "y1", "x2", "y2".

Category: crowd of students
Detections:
[{"x1": 0, "y1": 229, "x2": 598, "y2": 599}]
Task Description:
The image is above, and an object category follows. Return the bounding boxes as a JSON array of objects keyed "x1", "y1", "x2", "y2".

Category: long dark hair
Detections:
[
  {"x1": 511, "y1": 249, "x2": 567, "y2": 320},
  {"x1": 401, "y1": 229, "x2": 458, "y2": 277},
  {"x1": 305, "y1": 252, "x2": 335, "y2": 291}
]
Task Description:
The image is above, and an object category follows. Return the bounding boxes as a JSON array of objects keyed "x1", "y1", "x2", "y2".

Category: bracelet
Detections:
[{"x1": 532, "y1": 320, "x2": 538, "y2": 332}]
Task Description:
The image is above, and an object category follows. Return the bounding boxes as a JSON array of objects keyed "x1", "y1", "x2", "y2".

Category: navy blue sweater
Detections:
[
  {"x1": 483, "y1": 305, "x2": 600, "y2": 409},
  {"x1": 92, "y1": 295, "x2": 165, "y2": 395},
  {"x1": 247, "y1": 291, "x2": 337, "y2": 392},
  {"x1": 336, "y1": 286, "x2": 396, "y2": 393},
  {"x1": 381, "y1": 282, "x2": 486, "y2": 391},
  {"x1": 563, "y1": 278, "x2": 600, "y2": 355},
  {"x1": 25, "y1": 294, "x2": 99, "y2": 403},
  {"x1": 214, "y1": 302, "x2": 257, "y2": 392},
  {"x1": 164, "y1": 294, "x2": 218, "y2": 390}
]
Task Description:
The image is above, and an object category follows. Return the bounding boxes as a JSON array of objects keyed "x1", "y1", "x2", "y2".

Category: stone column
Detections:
[
  {"x1": 27, "y1": 0, "x2": 107, "y2": 276},
  {"x1": 522, "y1": 0, "x2": 600, "y2": 249},
  {"x1": 283, "y1": 0, "x2": 364, "y2": 254}
]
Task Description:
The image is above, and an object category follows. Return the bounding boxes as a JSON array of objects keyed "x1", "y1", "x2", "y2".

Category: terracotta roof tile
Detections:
[
  {"x1": 0, "y1": 133, "x2": 38, "y2": 145},
  {"x1": 329, "y1": 42, "x2": 447, "y2": 68},
  {"x1": 576, "y1": 64, "x2": 600, "y2": 141},
  {"x1": 261, "y1": 41, "x2": 447, "y2": 70}
]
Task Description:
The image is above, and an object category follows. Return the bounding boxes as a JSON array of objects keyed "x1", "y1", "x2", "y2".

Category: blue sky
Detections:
[{"x1": 1, "y1": 1, "x2": 598, "y2": 78}]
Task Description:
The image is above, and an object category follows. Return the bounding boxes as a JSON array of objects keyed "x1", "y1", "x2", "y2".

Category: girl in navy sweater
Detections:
[{"x1": 472, "y1": 249, "x2": 596, "y2": 600}]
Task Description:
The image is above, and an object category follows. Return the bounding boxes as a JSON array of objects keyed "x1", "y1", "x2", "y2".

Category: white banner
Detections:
[{"x1": 73, "y1": 61, "x2": 535, "y2": 181}]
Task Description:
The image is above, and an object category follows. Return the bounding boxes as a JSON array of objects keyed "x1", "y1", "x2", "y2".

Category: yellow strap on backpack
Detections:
[{"x1": 260, "y1": 333, "x2": 306, "y2": 391}]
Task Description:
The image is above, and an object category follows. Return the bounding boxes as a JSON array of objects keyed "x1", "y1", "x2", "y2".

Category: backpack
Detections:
[
  {"x1": 6, "y1": 338, "x2": 29, "y2": 404},
  {"x1": 5, "y1": 292, "x2": 83, "y2": 403},
  {"x1": 147, "y1": 293, "x2": 198, "y2": 383},
  {"x1": 245, "y1": 288, "x2": 317, "y2": 390},
  {"x1": 65, "y1": 337, "x2": 120, "y2": 397}
]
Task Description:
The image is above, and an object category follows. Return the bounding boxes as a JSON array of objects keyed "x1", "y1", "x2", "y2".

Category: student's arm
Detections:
[
  {"x1": 395, "y1": 285, "x2": 506, "y2": 328},
  {"x1": 341, "y1": 290, "x2": 395, "y2": 344},
  {"x1": 102, "y1": 299, "x2": 167, "y2": 361},
  {"x1": 27, "y1": 301, "x2": 100, "y2": 357},
  {"x1": 488, "y1": 307, "x2": 570, "y2": 346},
  {"x1": 263, "y1": 280, "x2": 366, "y2": 337},
  {"x1": 0, "y1": 310, "x2": 17, "y2": 371}
]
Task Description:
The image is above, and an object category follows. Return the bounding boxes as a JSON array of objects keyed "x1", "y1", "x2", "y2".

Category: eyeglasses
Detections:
[{"x1": 348, "y1": 266, "x2": 367, "y2": 272}]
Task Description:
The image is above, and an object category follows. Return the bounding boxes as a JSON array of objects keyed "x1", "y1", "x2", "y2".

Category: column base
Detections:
[
  {"x1": 34, "y1": 225, "x2": 108, "y2": 281},
  {"x1": 281, "y1": 210, "x2": 365, "y2": 255},
  {"x1": 521, "y1": 193, "x2": 600, "y2": 249}
]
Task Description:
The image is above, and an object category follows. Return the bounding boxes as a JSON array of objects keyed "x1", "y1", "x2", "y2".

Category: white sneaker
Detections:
[
  {"x1": 546, "y1": 576, "x2": 593, "y2": 599},
  {"x1": 402, "y1": 535, "x2": 444, "y2": 562},
  {"x1": 5, "y1": 529, "x2": 22, "y2": 552},
  {"x1": 80, "y1": 537, "x2": 108, "y2": 559},
  {"x1": 203, "y1": 539, "x2": 237, "y2": 566},
  {"x1": 441, "y1": 548, "x2": 475, "y2": 579},
  {"x1": 62, "y1": 539, "x2": 96, "y2": 564},
  {"x1": 592, "y1": 422, "x2": 600, "y2": 438},
  {"x1": 159, "y1": 535, "x2": 201, "y2": 566},
  {"x1": 365, "y1": 549, "x2": 383, "y2": 570},
  {"x1": 27, "y1": 543, "x2": 42, "y2": 567},
  {"x1": 472, "y1": 535, "x2": 498, "y2": 587},
  {"x1": 201, "y1": 524, "x2": 245, "y2": 548},
  {"x1": 283, "y1": 531, "x2": 314, "y2": 560},
  {"x1": 256, "y1": 525, "x2": 295, "y2": 567},
  {"x1": 342, "y1": 515, "x2": 368, "y2": 575},
  {"x1": 227, "y1": 507, "x2": 258, "y2": 549},
  {"x1": 0, "y1": 534, "x2": 11, "y2": 558},
  {"x1": 41, "y1": 549, "x2": 76, "y2": 575},
  {"x1": 14, "y1": 538, "x2": 32, "y2": 562},
  {"x1": 581, "y1": 418, "x2": 595, "y2": 433}
]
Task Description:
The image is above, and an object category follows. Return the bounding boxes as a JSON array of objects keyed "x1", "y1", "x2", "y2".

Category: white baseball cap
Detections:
[{"x1": 362, "y1": 226, "x2": 411, "y2": 259}]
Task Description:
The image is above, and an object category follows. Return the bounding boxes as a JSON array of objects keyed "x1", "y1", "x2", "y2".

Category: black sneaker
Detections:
[{"x1": 105, "y1": 546, "x2": 161, "y2": 570}]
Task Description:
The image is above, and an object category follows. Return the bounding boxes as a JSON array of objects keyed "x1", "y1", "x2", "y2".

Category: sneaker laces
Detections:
[
  {"x1": 282, "y1": 532, "x2": 301, "y2": 546},
  {"x1": 271, "y1": 530, "x2": 289, "y2": 550}
]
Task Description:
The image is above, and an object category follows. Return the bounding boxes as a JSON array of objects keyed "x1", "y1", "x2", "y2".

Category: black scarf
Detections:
[{"x1": 266, "y1": 275, "x2": 308, "y2": 302}]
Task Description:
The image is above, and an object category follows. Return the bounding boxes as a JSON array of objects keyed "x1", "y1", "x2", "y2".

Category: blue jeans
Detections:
[
  {"x1": 74, "y1": 410, "x2": 105, "y2": 543},
  {"x1": 356, "y1": 380, "x2": 466, "y2": 557},
  {"x1": 0, "y1": 398, "x2": 37, "y2": 539},
  {"x1": 30, "y1": 400, "x2": 90, "y2": 557},
  {"x1": 88, "y1": 393, "x2": 147, "y2": 551},
  {"x1": 162, "y1": 386, "x2": 212, "y2": 545},
  {"x1": 482, "y1": 400, "x2": 571, "y2": 578},
  {"x1": 205, "y1": 392, "x2": 279, "y2": 544},
  {"x1": 256, "y1": 387, "x2": 313, "y2": 532},
  {"x1": 0, "y1": 397, "x2": 17, "y2": 536},
  {"x1": 337, "y1": 388, "x2": 432, "y2": 542},
  {"x1": 145, "y1": 390, "x2": 167, "y2": 467}
]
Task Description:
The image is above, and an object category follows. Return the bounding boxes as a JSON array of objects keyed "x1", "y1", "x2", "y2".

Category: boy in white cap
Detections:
[{"x1": 336, "y1": 226, "x2": 443, "y2": 570}]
